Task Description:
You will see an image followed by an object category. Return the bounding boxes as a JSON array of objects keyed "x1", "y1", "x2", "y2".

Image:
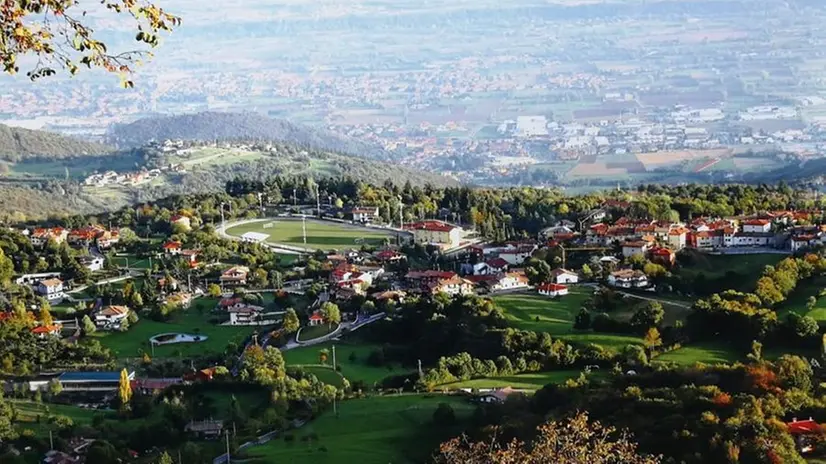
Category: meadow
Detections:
[
  {"x1": 245, "y1": 395, "x2": 474, "y2": 464},
  {"x1": 491, "y1": 290, "x2": 642, "y2": 350},
  {"x1": 10, "y1": 400, "x2": 98, "y2": 437},
  {"x1": 226, "y1": 219, "x2": 395, "y2": 251},
  {"x1": 283, "y1": 342, "x2": 408, "y2": 386},
  {"x1": 95, "y1": 297, "x2": 256, "y2": 358},
  {"x1": 440, "y1": 369, "x2": 592, "y2": 390}
]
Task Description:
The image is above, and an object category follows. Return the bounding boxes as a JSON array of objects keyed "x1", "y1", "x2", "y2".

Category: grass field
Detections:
[
  {"x1": 95, "y1": 297, "x2": 256, "y2": 358},
  {"x1": 111, "y1": 254, "x2": 153, "y2": 270},
  {"x1": 492, "y1": 290, "x2": 642, "y2": 350},
  {"x1": 777, "y1": 276, "x2": 826, "y2": 321},
  {"x1": 296, "y1": 323, "x2": 338, "y2": 342},
  {"x1": 654, "y1": 341, "x2": 741, "y2": 365},
  {"x1": 284, "y1": 342, "x2": 406, "y2": 386},
  {"x1": 441, "y1": 369, "x2": 592, "y2": 390},
  {"x1": 246, "y1": 395, "x2": 473, "y2": 464},
  {"x1": 10, "y1": 400, "x2": 98, "y2": 436},
  {"x1": 677, "y1": 252, "x2": 784, "y2": 290},
  {"x1": 225, "y1": 219, "x2": 394, "y2": 251}
]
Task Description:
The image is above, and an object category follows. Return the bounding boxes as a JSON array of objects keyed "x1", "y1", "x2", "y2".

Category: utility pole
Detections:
[
  {"x1": 257, "y1": 192, "x2": 264, "y2": 214},
  {"x1": 418, "y1": 359, "x2": 423, "y2": 378},
  {"x1": 302, "y1": 214, "x2": 307, "y2": 245},
  {"x1": 220, "y1": 202, "x2": 226, "y2": 230},
  {"x1": 398, "y1": 195, "x2": 403, "y2": 229},
  {"x1": 225, "y1": 429, "x2": 231, "y2": 463},
  {"x1": 332, "y1": 345, "x2": 336, "y2": 369},
  {"x1": 49, "y1": 429, "x2": 53, "y2": 450},
  {"x1": 293, "y1": 189, "x2": 297, "y2": 206},
  {"x1": 315, "y1": 185, "x2": 321, "y2": 218}
]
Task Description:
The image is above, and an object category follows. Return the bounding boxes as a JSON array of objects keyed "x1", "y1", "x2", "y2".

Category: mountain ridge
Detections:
[{"x1": 0, "y1": 124, "x2": 112, "y2": 161}]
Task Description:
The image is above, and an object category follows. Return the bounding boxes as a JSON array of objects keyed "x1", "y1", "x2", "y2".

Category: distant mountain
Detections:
[
  {"x1": 106, "y1": 112, "x2": 391, "y2": 160},
  {"x1": 0, "y1": 124, "x2": 112, "y2": 161}
]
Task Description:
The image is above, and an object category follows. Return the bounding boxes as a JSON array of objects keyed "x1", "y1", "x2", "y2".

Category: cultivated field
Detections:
[
  {"x1": 226, "y1": 219, "x2": 395, "y2": 251},
  {"x1": 245, "y1": 395, "x2": 474, "y2": 464}
]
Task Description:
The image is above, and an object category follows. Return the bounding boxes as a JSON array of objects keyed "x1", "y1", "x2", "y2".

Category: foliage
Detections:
[
  {"x1": 118, "y1": 368, "x2": 132, "y2": 408},
  {"x1": 435, "y1": 412, "x2": 660, "y2": 464},
  {"x1": 282, "y1": 308, "x2": 300, "y2": 333},
  {"x1": 0, "y1": 0, "x2": 180, "y2": 83},
  {"x1": 0, "y1": 124, "x2": 111, "y2": 161}
]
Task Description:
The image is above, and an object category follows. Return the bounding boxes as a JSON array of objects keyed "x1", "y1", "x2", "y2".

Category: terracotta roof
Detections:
[
  {"x1": 39, "y1": 278, "x2": 63, "y2": 287},
  {"x1": 486, "y1": 257, "x2": 509, "y2": 269},
  {"x1": 538, "y1": 283, "x2": 568, "y2": 292},
  {"x1": 31, "y1": 324, "x2": 61, "y2": 334},
  {"x1": 405, "y1": 220, "x2": 459, "y2": 233},
  {"x1": 163, "y1": 241, "x2": 182, "y2": 249},
  {"x1": 100, "y1": 305, "x2": 129, "y2": 316},
  {"x1": 309, "y1": 312, "x2": 324, "y2": 321},
  {"x1": 787, "y1": 419, "x2": 822, "y2": 435},
  {"x1": 744, "y1": 219, "x2": 770, "y2": 226}
]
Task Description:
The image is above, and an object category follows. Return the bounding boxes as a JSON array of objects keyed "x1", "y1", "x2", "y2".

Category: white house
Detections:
[
  {"x1": 550, "y1": 268, "x2": 579, "y2": 284},
  {"x1": 78, "y1": 256, "x2": 105, "y2": 272},
  {"x1": 36, "y1": 278, "x2": 64, "y2": 303},
  {"x1": 350, "y1": 207, "x2": 380, "y2": 224},
  {"x1": 406, "y1": 221, "x2": 464, "y2": 248},
  {"x1": 228, "y1": 305, "x2": 264, "y2": 325},
  {"x1": 742, "y1": 219, "x2": 771, "y2": 233},
  {"x1": 537, "y1": 283, "x2": 569, "y2": 297},
  {"x1": 607, "y1": 270, "x2": 649, "y2": 288},
  {"x1": 667, "y1": 228, "x2": 688, "y2": 250},
  {"x1": 622, "y1": 240, "x2": 652, "y2": 258},
  {"x1": 220, "y1": 266, "x2": 250, "y2": 286},
  {"x1": 95, "y1": 305, "x2": 130, "y2": 329}
]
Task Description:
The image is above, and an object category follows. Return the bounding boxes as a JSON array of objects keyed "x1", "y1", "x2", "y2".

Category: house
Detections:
[
  {"x1": 181, "y1": 249, "x2": 200, "y2": 267},
  {"x1": 550, "y1": 268, "x2": 579, "y2": 284},
  {"x1": 731, "y1": 232, "x2": 774, "y2": 248},
  {"x1": 406, "y1": 220, "x2": 464, "y2": 248},
  {"x1": 227, "y1": 304, "x2": 264, "y2": 325},
  {"x1": 787, "y1": 418, "x2": 823, "y2": 454},
  {"x1": 350, "y1": 206, "x2": 380, "y2": 223},
  {"x1": 427, "y1": 275, "x2": 475, "y2": 296},
  {"x1": 330, "y1": 263, "x2": 359, "y2": 283},
  {"x1": 607, "y1": 269, "x2": 649, "y2": 288},
  {"x1": 96, "y1": 230, "x2": 120, "y2": 249},
  {"x1": 308, "y1": 312, "x2": 325, "y2": 326},
  {"x1": 67, "y1": 226, "x2": 102, "y2": 247},
  {"x1": 667, "y1": 227, "x2": 688, "y2": 250},
  {"x1": 540, "y1": 225, "x2": 575, "y2": 239},
  {"x1": 37, "y1": 278, "x2": 65, "y2": 303},
  {"x1": 486, "y1": 257, "x2": 510, "y2": 273},
  {"x1": 30, "y1": 227, "x2": 68, "y2": 247},
  {"x1": 468, "y1": 271, "x2": 529, "y2": 293},
  {"x1": 791, "y1": 234, "x2": 819, "y2": 252},
  {"x1": 42, "y1": 450, "x2": 81, "y2": 464},
  {"x1": 537, "y1": 283, "x2": 569, "y2": 297},
  {"x1": 478, "y1": 386, "x2": 518, "y2": 403},
  {"x1": 220, "y1": 266, "x2": 250, "y2": 286},
  {"x1": 58, "y1": 371, "x2": 134, "y2": 392},
  {"x1": 185, "y1": 420, "x2": 224, "y2": 439},
  {"x1": 163, "y1": 241, "x2": 183, "y2": 255},
  {"x1": 742, "y1": 219, "x2": 771, "y2": 233},
  {"x1": 31, "y1": 323, "x2": 62, "y2": 339},
  {"x1": 622, "y1": 240, "x2": 652, "y2": 258},
  {"x1": 164, "y1": 292, "x2": 193, "y2": 309},
  {"x1": 375, "y1": 249, "x2": 405, "y2": 263},
  {"x1": 498, "y1": 244, "x2": 538, "y2": 266},
  {"x1": 649, "y1": 247, "x2": 676, "y2": 266},
  {"x1": 78, "y1": 256, "x2": 104, "y2": 272},
  {"x1": 463, "y1": 262, "x2": 491, "y2": 276},
  {"x1": 170, "y1": 214, "x2": 192, "y2": 231},
  {"x1": 95, "y1": 305, "x2": 130, "y2": 329}
]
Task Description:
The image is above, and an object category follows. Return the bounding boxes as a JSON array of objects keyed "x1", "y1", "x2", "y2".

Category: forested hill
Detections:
[
  {"x1": 106, "y1": 112, "x2": 391, "y2": 160},
  {"x1": 0, "y1": 124, "x2": 112, "y2": 161}
]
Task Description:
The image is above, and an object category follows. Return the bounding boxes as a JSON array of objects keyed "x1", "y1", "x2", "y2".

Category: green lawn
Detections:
[
  {"x1": 654, "y1": 341, "x2": 741, "y2": 365},
  {"x1": 296, "y1": 323, "x2": 338, "y2": 342},
  {"x1": 441, "y1": 369, "x2": 595, "y2": 390},
  {"x1": 10, "y1": 401, "x2": 98, "y2": 436},
  {"x1": 245, "y1": 395, "x2": 474, "y2": 464},
  {"x1": 777, "y1": 276, "x2": 826, "y2": 322},
  {"x1": 95, "y1": 297, "x2": 256, "y2": 358},
  {"x1": 302, "y1": 366, "x2": 347, "y2": 387},
  {"x1": 111, "y1": 254, "x2": 153, "y2": 270},
  {"x1": 677, "y1": 252, "x2": 784, "y2": 290},
  {"x1": 225, "y1": 219, "x2": 394, "y2": 251},
  {"x1": 492, "y1": 290, "x2": 642, "y2": 350},
  {"x1": 284, "y1": 342, "x2": 406, "y2": 386}
]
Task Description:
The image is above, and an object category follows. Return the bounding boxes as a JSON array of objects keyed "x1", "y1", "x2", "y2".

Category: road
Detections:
[{"x1": 581, "y1": 283, "x2": 692, "y2": 308}]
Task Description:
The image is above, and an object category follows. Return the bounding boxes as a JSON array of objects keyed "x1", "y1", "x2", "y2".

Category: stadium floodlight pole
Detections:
[
  {"x1": 220, "y1": 202, "x2": 226, "y2": 230},
  {"x1": 257, "y1": 192, "x2": 263, "y2": 214},
  {"x1": 315, "y1": 184, "x2": 321, "y2": 217},
  {"x1": 302, "y1": 214, "x2": 307, "y2": 245},
  {"x1": 398, "y1": 195, "x2": 403, "y2": 229}
]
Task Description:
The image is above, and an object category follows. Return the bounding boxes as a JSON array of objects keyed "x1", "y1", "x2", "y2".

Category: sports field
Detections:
[
  {"x1": 225, "y1": 219, "x2": 395, "y2": 251},
  {"x1": 245, "y1": 395, "x2": 473, "y2": 464},
  {"x1": 284, "y1": 342, "x2": 407, "y2": 386}
]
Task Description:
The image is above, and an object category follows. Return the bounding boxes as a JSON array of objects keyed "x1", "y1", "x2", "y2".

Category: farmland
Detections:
[
  {"x1": 225, "y1": 219, "x2": 395, "y2": 251},
  {"x1": 244, "y1": 395, "x2": 474, "y2": 464}
]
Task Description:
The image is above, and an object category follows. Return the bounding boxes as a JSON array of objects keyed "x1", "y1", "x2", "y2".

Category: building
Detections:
[
  {"x1": 220, "y1": 266, "x2": 250, "y2": 286},
  {"x1": 515, "y1": 116, "x2": 548, "y2": 137},
  {"x1": 67, "y1": 226, "x2": 103, "y2": 247},
  {"x1": 427, "y1": 275, "x2": 475, "y2": 296},
  {"x1": 607, "y1": 270, "x2": 649, "y2": 288},
  {"x1": 485, "y1": 257, "x2": 510, "y2": 273},
  {"x1": 185, "y1": 420, "x2": 224, "y2": 439},
  {"x1": 78, "y1": 256, "x2": 104, "y2": 272},
  {"x1": 667, "y1": 227, "x2": 688, "y2": 250},
  {"x1": 375, "y1": 249, "x2": 405, "y2": 263},
  {"x1": 742, "y1": 219, "x2": 771, "y2": 233},
  {"x1": 58, "y1": 371, "x2": 135, "y2": 392},
  {"x1": 550, "y1": 268, "x2": 579, "y2": 284},
  {"x1": 350, "y1": 206, "x2": 380, "y2": 223},
  {"x1": 477, "y1": 386, "x2": 518, "y2": 403},
  {"x1": 170, "y1": 214, "x2": 192, "y2": 231},
  {"x1": 622, "y1": 240, "x2": 652, "y2": 258},
  {"x1": 96, "y1": 230, "x2": 120, "y2": 249},
  {"x1": 163, "y1": 241, "x2": 183, "y2": 255},
  {"x1": 36, "y1": 278, "x2": 65, "y2": 303},
  {"x1": 406, "y1": 220, "x2": 463, "y2": 248},
  {"x1": 537, "y1": 283, "x2": 569, "y2": 297},
  {"x1": 95, "y1": 305, "x2": 130, "y2": 329},
  {"x1": 42, "y1": 450, "x2": 81, "y2": 464},
  {"x1": 181, "y1": 249, "x2": 200, "y2": 267},
  {"x1": 30, "y1": 227, "x2": 68, "y2": 247},
  {"x1": 649, "y1": 247, "x2": 676, "y2": 266},
  {"x1": 787, "y1": 418, "x2": 822, "y2": 454},
  {"x1": 31, "y1": 323, "x2": 62, "y2": 339},
  {"x1": 228, "y1": 304, "x2": 264, "y2": 325},
  {"x1": 308, "y1": 312, "x2": 325, "y2": 326}
]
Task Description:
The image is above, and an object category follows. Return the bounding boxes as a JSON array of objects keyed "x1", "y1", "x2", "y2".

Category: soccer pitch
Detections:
[{"x1": 225, "y1": 219, "x2": 395, "y2": 250}]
